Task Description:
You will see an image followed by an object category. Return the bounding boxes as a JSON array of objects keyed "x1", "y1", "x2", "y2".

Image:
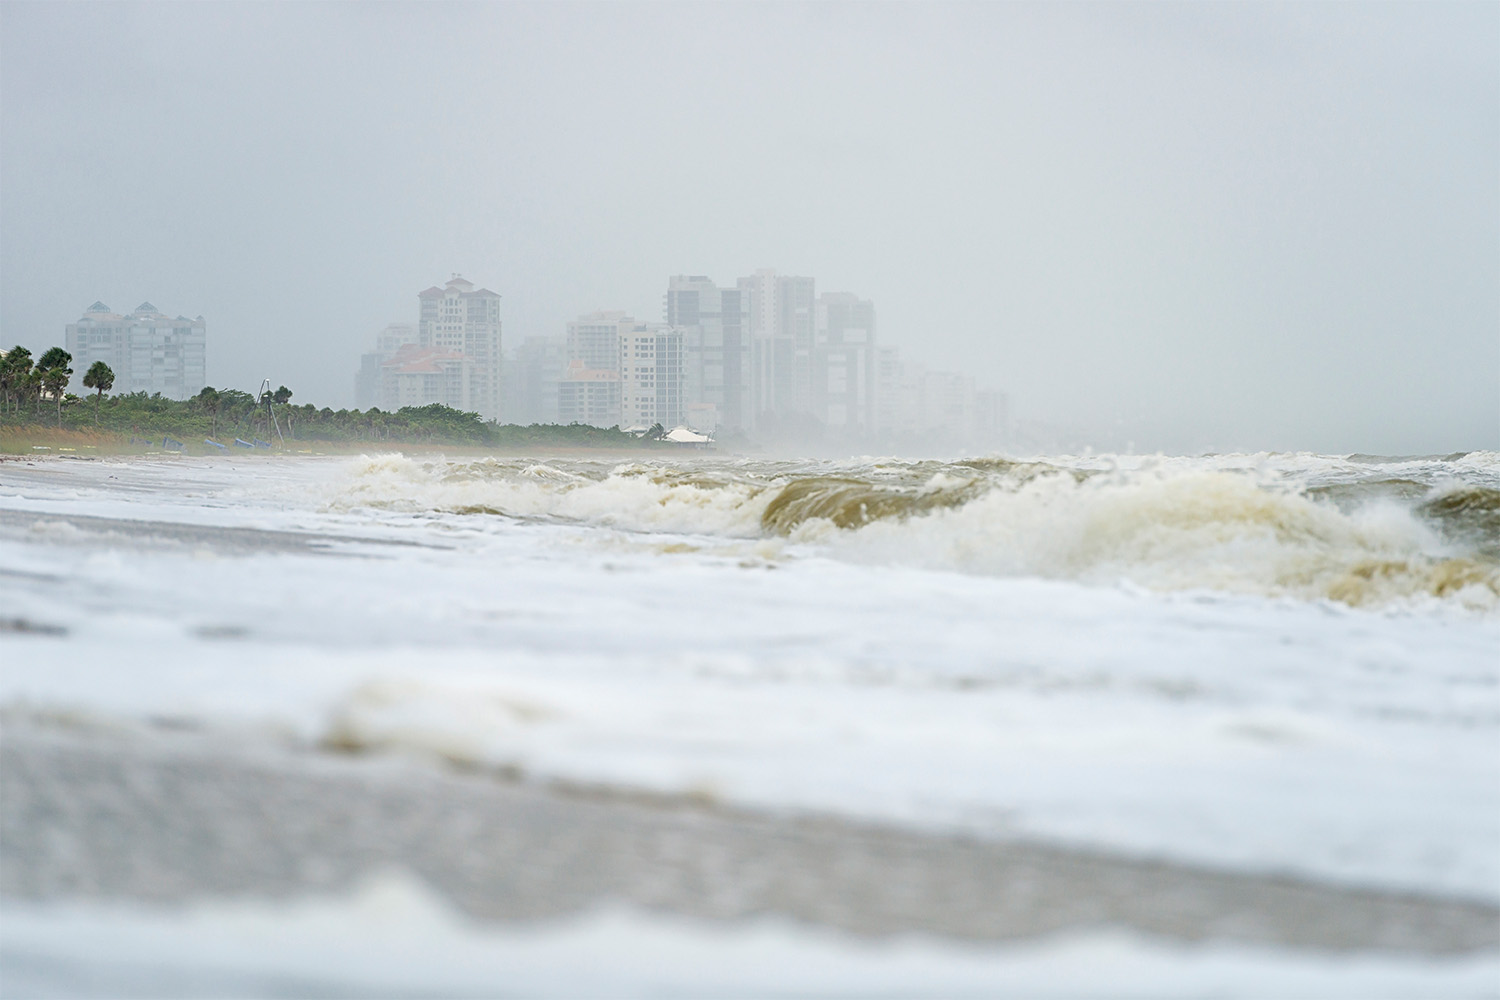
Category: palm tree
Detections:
[
  {"x1": 36, "y1": 347, "x2": 73, "y2": 424},
  {"x1": 37, "y1": 346, "x2": 70, "y2": 373},
  {"x1": 41, "y1": 369, "x2": 70, "y2": 425},
  {"x1": 22, "y1": 368, "x2": 43, "y2": 418},
  {"x1": 196, "y1": 386, "x2": 221, "y2": 439},
  {"x1": 1, "y1": 346, "x2": 33, "y2": 416},
  {"x1": 82, "y1": 361, "x2": 114, "y2": 425}
]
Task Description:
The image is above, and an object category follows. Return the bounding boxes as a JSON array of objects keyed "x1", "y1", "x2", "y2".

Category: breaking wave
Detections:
[{"x1": 330, "y1": 452, "x2": 1500, "y2": 611}]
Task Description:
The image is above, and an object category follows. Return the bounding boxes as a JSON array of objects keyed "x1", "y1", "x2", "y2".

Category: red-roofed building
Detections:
[{"x1": 378, "y1": 344, "x2": 476, "y2": 412}]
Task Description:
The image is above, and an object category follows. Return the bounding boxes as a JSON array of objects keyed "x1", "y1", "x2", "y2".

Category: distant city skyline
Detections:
[
  {"x1": 349, "y1": 267, "x2": 1006, "y2": 447},
  {"x1": 5, "y1": 4, "x2": 1494, "y2": 453}
]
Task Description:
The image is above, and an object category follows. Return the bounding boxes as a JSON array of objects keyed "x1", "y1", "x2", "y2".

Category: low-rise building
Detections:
[
  {"x1": 355, "y1": 323, "x2": 419, "y2": 408},
  {"x1": 379, "y1": 344, "x2": 474, "y2": 412}
]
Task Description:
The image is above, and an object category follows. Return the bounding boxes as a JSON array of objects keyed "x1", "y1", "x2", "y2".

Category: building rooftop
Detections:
[{"x1": 381, "y1": 344, "x2": 469, "y2": 375}]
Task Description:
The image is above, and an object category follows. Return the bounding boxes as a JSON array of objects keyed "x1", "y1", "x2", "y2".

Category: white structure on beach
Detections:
[{"x1": 65, "y1": 301, "x2": 206, "y2": 400}]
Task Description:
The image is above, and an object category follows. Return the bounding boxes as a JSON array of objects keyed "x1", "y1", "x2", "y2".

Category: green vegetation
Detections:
[
  {"x1": 82, "y1": 361, "x2": 114, "y2": 424},
  {"x1": 0, "y1": 345, "x2": 682, "y2": 453}
]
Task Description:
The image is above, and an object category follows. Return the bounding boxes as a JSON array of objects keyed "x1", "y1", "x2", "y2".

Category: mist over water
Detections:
[{"x1": 2, "y1": 3, "x2": 1496, "y2": 453}]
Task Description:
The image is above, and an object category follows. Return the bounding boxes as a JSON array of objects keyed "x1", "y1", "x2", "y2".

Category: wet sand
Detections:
[{"x1": 3, "y1": 721, "x2": 1495, "y2": 957}]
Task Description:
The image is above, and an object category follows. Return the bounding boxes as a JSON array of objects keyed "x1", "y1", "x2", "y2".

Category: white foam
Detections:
[
  {"x1": 2, "y1": 453, "x2": 1496, "y2": 900},
  {"x1": 324, "y1": 453, "x2": 1500, "y2": 610},
  {"x1": 2, "y1": 872, "x2": 1494, "y2": 998}
]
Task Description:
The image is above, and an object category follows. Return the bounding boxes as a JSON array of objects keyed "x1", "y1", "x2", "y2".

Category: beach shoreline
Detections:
[{"x1": 3, "y1": 720, "x2": 1496, "y2": 958}]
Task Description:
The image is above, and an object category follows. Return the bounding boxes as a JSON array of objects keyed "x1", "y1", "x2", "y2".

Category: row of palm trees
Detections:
[{"x1": 0, "y1": 345, "x2": 115, "y2": 424}]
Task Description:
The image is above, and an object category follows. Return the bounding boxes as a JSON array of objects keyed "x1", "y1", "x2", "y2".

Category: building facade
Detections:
[
  {"x1": 355, "y1": 323, "x2": 418, "y2": 408},
  {"x1": 503, "y1": 335, "x2": 566, "y2": 425},
  {"x1": 65, "y1": 301, "x2": 206, "y2": 400},
  {"x1": 619, "y1": 323, "x2": 685, "y2": 430},
  {"x1": 557, "y1": 360, "x2": 621, "y2": 427},
  {"x1": 872, "y1": 347, "x2": 987, "y2": 445},
  {"x1": 379, "y1": 344, "x2": 475, "y2": 412},
  {"x1": 739, "y1": 269, "x2": 815, "y2": 425},
  {"x1": 664, "y1": 275, "x2": 750, "y2": 433},
  {"x1": 566, "y1": 311, "x2": 628, "y2": 373},
  {"x1": 417, "y1": 276, "x2": 502, "y2": 419},
  {"x1": 813, "y1": 292, "x2": 876, "y2": 434}
]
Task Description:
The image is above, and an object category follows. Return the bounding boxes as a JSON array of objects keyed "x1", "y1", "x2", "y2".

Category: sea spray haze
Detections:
[{"x1": 2, "y1": 4, "x2": 1497, "y2": 454}]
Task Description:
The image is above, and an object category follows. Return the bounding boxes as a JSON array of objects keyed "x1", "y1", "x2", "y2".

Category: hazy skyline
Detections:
[{"x1": 3, "y1": 2, "x2": 1495, "y2": 453}]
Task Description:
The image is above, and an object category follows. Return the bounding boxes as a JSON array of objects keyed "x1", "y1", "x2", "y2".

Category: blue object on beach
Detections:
[
  {"x1": 204, "y1": 438, "x2": 227, "y2": 449},
  {"x1": 163, "y1": 437, "x2": 184, "y2": 451},
  {"x1": 233, "y1": 438, "x2": 254, "y2": 448},
  {"x1": 253, "y1": 438, "x2": 271, "y2": 448}
]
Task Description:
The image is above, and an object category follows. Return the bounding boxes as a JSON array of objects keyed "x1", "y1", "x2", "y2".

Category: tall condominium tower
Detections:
[
  {"x1": 65, "y1": 301, "x2": 206, "y2": 400},
  {"x1": 417, "y1": 275, "x2": 502, "y2": 420},
  {"x1": 814, "y1": 292, "x2": 877, "y2": 433},
  {"x1": 503, "y1": 335, "x2": 567, "y2": 425},
  {"x1": 664, "y1": 275, "x2": 750, "y2": 432},
  {"x1": 565, "y1": 310, "x2": 629, "y2": 371},
  {"x1": 739, "y1": 269, "x2": 815, "y2": 425},
  {"x1": 619, "y1": 323, "x2": 685, "y2": 430}
]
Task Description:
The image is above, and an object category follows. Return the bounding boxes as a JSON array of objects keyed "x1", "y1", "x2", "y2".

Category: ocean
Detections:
[{"x1": 1, "y1": 449, "x2": 1497, "y2": 995}]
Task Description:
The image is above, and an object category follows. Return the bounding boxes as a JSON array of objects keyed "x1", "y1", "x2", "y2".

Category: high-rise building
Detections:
[
  {"x1": 975, "y1": 389, "x2": 1010, "y2": 446},
  {"x1": 503, "y1": 336, "x2": 566, "y2": 424},
  {"x1": 873, "y1": 346, "x2": 903, "y2": 438},
  {"x1": 619, "y1": 323, "x2": 685, "y2": 430},
  {"x1": 814, "y1": 292, "x2": 876, "y2": 433},
  {"x1": 417, "y1": 276, "x2": 502, "y2": 420},
  {"x1": 65, "y1": 301, "x2": 206, "y2": 400},
  {"x1": 739, "y1": 269, "x2": 815, "y2": 424},
  {"x1": 919, "y1": 369, "x2": 978, "y2": 439},
  {"x1": 355, "y1": 323, "x2": 418, "y2": 408},
  {"x1": 665, "y1": 276, "x2": 750, "y2": 432},
  {"x1": 566, "y1": 311, "x2": 628, "y2": 372},
  {"x1": 557, "y1": 360, "x2": 621, "y2": 427},
  {"x1": 873, "y1": 347, "x2": 981, "y2": 444}
]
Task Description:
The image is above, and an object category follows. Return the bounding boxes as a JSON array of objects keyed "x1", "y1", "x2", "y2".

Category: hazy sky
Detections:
[{"x1": 2, "y1": 2, "x2": 1495, "y2": 453}]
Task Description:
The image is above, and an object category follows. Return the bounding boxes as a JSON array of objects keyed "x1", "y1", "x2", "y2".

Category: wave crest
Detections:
[{"x1": 331, "y1": 453, "x2": 1500, "y2": 610}]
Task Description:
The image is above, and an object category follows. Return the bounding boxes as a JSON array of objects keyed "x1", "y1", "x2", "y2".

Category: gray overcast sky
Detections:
[{"x1": 2, "y1": 2, "x2": 1495, "y2": 453}]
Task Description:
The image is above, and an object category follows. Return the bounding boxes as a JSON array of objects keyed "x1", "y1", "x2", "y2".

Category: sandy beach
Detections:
[{"x1": 4, "y1": 718, "x2": 1498, "y2": 956}]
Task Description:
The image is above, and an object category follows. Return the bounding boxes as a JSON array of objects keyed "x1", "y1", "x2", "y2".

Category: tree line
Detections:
[{"x1": 0, "y1": 345, "x2": 667, "y2": 448}]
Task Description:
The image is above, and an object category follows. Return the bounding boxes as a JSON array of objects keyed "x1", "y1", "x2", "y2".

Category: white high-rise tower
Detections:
[{"x1": 417, "y1": 275, "x2": 503, "y2": 420}]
